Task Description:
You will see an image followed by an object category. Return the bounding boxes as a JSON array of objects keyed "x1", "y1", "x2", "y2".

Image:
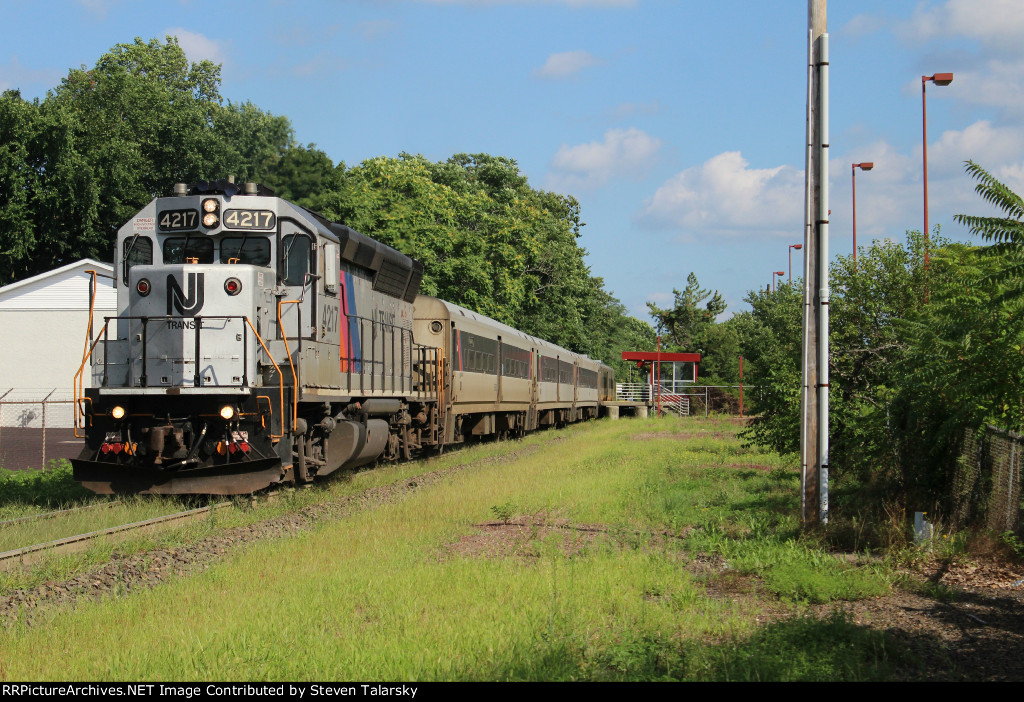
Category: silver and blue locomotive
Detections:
[{"x1": 72, "y1": 179, "x2": 613, "y2": 495}]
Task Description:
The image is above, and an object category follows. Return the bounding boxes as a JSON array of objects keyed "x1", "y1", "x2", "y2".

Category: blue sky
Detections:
[{"x1": 3, "y1": 0, "x2": 1023, "y2": 323}]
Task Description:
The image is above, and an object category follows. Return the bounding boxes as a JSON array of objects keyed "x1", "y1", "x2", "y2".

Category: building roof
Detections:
[{"x1": 0, "y1": 259, "x2": 116, "y2": 311}]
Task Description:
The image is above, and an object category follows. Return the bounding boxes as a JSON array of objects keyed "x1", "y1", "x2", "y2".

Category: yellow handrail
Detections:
[
  {"x1": 277, "y1": 300, "x2": 302, "y2": 430},
  {"x1": 74, "y1": 324, "x2": 108, "y2": 438},
  {"x1": 244, "y1": 317, "x2": 287, "y2": 440},
  {"x1": 73, "y1": 270, "x2": 99, "y2": 437}
]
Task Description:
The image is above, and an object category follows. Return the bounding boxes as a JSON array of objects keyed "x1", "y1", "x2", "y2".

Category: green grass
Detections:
[
  {"x1": 0, "y1": 416, "x2": 908, "y2": 681},
  {"x1": 0, "y1": 461, "x2": 94, "y2": 514}
]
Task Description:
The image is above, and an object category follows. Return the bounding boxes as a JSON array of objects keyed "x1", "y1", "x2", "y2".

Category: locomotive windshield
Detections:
[
  {"x1": 220, "y1": 236, "x2": 271, "y2": 266},
  {"x1": 162, "y1": 236, "x2": 214, "y2": 264}
]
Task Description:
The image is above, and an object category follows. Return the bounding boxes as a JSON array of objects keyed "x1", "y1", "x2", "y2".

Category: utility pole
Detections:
[{"x1": 800, "y1": 0, "x2": 829, "y2": 527}]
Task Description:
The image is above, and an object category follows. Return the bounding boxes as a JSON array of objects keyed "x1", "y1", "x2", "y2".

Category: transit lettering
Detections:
[
  {"x1": 166, "y1": 319, "x2": 205, "y2": 330},
  {"x1": 372, "y1": 308, "x2": 396, "y2": 328}
]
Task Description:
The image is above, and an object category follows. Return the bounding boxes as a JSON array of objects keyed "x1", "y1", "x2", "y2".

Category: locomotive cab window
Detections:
[
  {"x1": 220, "y1": 236, "x2": 271, "y2": 266},
  {"x1": 121, "y1": 236, "x2": 153, "y2": 285},
  {"x1": 163, "y1": 236, "x2": 214, "y2": 264},
  {"x1": 282, "y1": 234, "x2": 313, "y2": 286}
]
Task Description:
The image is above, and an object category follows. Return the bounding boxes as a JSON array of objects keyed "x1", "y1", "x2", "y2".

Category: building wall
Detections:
[{"x1": 0, "y1": 262, "x2": 115, "y2": 428}]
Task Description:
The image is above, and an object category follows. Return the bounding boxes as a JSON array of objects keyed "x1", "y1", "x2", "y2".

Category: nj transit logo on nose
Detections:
[{"x1": 166, "y1": 273, "x2": 205, "y2": 316}]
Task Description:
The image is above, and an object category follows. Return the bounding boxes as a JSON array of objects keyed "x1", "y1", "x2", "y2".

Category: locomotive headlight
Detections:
[
  {"x1": 224, "y1": 278, "x2": 242, "y2": 295},
  {"x1": 136, "y1": 279, "x2": 151, "y2": 296},
  {"x1": 111, "y1": 405, "x2": 126, "y2": 419},
  {"x1": 202, "y1": 198, "x2": 219, "y2": 228},
  {"x1": 219, "y1": 405, "x2": 236, "y2": 420}
]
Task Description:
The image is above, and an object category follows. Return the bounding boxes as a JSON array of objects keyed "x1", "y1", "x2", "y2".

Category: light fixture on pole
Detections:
[
  {"x1": 773, "y1": 270, "x2": 785, "y2": 292},
  {"x1": 922, "y1": 73, "x2": 953, "y2": 271},
  {"x1": 851, "y1": 162, "x2": 873, "y2": 264},
  {"x1": 788, "y1": 244, "x2": 803, "y2": 283}
]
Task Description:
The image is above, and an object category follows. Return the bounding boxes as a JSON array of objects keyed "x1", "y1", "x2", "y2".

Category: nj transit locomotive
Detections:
[{"x1": 72, "y1": 179, "x2": 615, "y2": 495}]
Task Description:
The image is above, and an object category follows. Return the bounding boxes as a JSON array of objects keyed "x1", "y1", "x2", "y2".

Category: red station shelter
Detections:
[{"x1": 621, "y1": 350, "x2": 701, "y2": 415}]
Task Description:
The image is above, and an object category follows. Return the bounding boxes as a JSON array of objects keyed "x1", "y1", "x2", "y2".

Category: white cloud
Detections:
[
  {"x1": 533, "y1": 50, "x2": 602, "y2": 79},
  {"x1": 906, "y1": 0, "x2": 1024, "y2": 49},
  {"x1": 637, "y1": 151, "x2": 804, "y2": 237},
  {"x1": 855, "y1": 1, "x2": 1024, "y2": 113},
  {"x1": 928, "y1": 120, "x2": 1024, "y2": 176},
  {"x1": 547, "y1": 127, "x2": 661, "y2": 191},
  {"x1": 165, "y1": 28, "x2": 227, "y2": 65},
  {"x1": 932, "y1": 59, "x2": 1024, "y2": 114},
  {"x1": 828, "y1": 122, "x2": 1024, "y2": 249}
]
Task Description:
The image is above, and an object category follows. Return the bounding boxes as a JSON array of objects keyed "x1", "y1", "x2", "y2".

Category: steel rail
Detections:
[
  {"x1": 0, "y1": 500, "x2": 123, "y2": 529},
  {"x1": 0, "y1": 501, "x2": 232, "y2": 570}
]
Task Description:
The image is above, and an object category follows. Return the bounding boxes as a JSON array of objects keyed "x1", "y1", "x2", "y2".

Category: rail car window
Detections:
[
  {"x1": 220, "y1": 237, "x2": 271, "y2": 266},
  {"x1": 579, "y1": 368, "x2": 598, "y2": 389},
  {"x1": 460, "y1": 331, "x2": 498, "y2": 375},
  {"x1": 501, "y1": 344, "x2": 531, "y2": 379},
  {"x1": 541, "y1": 356, "x2": 558, "y2": 383},
  {"x1": 282, "y1": 234, "x2": 313, "y2": 286},
  {"x1": 121, "y1": 236, "x2": 153, "y2": 285},
  {"x1": 559, "y1": 361, "x2": 574, "y2": 385},
  {"x1": 163, "y1": 237, "x2": 214, "y2": 264}
]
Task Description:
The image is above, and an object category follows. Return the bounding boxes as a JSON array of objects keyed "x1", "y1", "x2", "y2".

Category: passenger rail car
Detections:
[{"x1": 72, "y1": 179, "x2": 613, "y2": 495}]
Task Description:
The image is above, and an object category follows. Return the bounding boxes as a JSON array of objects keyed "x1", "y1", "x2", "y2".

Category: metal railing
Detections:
[
  {"x1": 615, "y1": 383, "x2": 750, "y2": 417},
  {"x1": 340, "y1": 314, "x2": 440, "y2": 399},
  {"x1": 102, "y1": 314, "x2": 252, "y2": 388}
]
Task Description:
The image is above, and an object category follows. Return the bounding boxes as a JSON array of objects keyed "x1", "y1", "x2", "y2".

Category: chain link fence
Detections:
[
  {"x1": 0, "y1": 390, "x2": 80, "y2": 471},
  {"x1": 951, "y1": 425, "x2": 1023, "y2": 534}
]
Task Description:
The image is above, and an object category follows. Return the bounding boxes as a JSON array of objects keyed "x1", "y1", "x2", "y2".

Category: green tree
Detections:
[
  {"x1": 887, "y1": 164, "x2": 1024, "y2": 508},
  {"x1": 261, "y1": 144, "x2": 339, "y2": 207},
  {"x1": 737, "y1": 281, "x2": 803, "y2": 454},
  {"x1": 0, "y1": 37, "x2": 297, "y2": 280},
  {"x1": 0, "y1": 91, "x2": 43, "y2": 278},
  {"x1": 47, "y1": 37, "x2": 228, "y2": 238},
  {"x1": 646, "y1": 272, "x2": 726, "y2": 350}
]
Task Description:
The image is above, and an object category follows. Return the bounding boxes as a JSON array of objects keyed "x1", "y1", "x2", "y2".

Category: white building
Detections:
[{"x1": 0, "y1": 259, "x2": 116, "y2": 428}]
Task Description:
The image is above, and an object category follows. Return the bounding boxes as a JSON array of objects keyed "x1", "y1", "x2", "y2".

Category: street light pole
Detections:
[
  {"x1": 922, "y1": 73, "x2": 953, "y2": 272},
  {"x1": 789, "y1": 244, "x2": 803, "y2": 283},
  {"x1": 852, "y1": 162, "x2": 873, "y2": 264},
  {"x1": 773, "y1": 270, "x2": 785, "y2": 292}
]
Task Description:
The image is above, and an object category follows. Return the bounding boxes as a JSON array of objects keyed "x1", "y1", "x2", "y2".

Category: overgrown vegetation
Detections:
[
  {"x1": 734, "y1": 163, "x2": 1024, "y2": 543},
  {"x1": 0, "y1": 460, "x2": 92, "y2": 509},
  {"x1": 0, "y1": 418, "x2": 913, "y2": 681}
]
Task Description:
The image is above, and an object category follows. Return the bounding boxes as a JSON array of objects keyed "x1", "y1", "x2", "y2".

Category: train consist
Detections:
[{"x1": 72, "y1": 179, "x2": 615, "y2": 495}]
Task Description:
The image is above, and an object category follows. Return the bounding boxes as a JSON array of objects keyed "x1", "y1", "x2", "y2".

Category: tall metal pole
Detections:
[
  {"x1": 852, "y1": 164, "x2": 858, "y2": 264},
  {"x1": 801, "y1": 0, "x2": 829, "y2": 527},
  {"x1": 922, "y1": 77, "x2": 930, "y2": 272},
  {"x1": 922, "y1": 73, "x2": 953, "y2": 279},
  {"x1": 789, "y1": 244, "x2": 802, "y2": 283},
  {"x1": 851, "y1": 162, "x2": 873, "y2": 267}
]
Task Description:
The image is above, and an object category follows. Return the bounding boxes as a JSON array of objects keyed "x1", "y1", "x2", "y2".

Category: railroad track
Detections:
[
  {"x1": 0, "y1": 501, "x2": 234, "y2": 570},
  {"x1": 0, "y1": 500, "x2": 123, "y2": 528}
]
